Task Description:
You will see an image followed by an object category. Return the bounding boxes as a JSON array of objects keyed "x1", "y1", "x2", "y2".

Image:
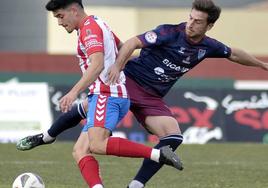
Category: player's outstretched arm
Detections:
[
  {"x1": 108, "y1": 37, "x2": 143, "y2": 84},
  {"x1": 116, "y1": 37, "x2": 143, "y2": 69},
  {"x1": 228, "y1": 48, "x2": 268, "y2": 71}
]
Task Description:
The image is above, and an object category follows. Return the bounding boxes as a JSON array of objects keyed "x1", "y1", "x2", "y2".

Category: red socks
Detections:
[
  {"x1": 78, "y1": 156, "x2": 102, "y2": 187},
  {"x1": 78, "y1": 138, "x2": 154, "y2": 187},
  {"x1": 106, "y1": 137, "x2": 152, "y2": 158}
]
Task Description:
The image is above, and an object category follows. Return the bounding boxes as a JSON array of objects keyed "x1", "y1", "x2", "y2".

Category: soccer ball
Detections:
[{"x1": 12, "y1": 172, "x2": 45, "y2": 188}]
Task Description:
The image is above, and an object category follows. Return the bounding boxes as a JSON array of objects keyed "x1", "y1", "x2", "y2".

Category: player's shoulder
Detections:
[
  {"x1": 203, "y1": 35, "x2": 223, "y2": 46},
  {"x1": 79, "y1": 15, "x2": 103, "y2": 33},
  {"x1": 154, "y1": 22, "x2": 185, "y2": 38},
  {"x1": 156, "y1": 22, "x2": 185, "y2": 32},
  {"x1": 79, "y1": 16, "x2": 104, "y2": 40},
  {"x1": 82, "y1": 15, "x2": 95, "y2": 25},
  {"x1": 81, "y1": 15, "x2": 103, "y2": 28}
]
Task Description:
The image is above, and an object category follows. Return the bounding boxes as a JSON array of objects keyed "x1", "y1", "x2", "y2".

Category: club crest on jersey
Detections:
[
  {"x1": 86, "y1": 29, "x2": 92, "y2": 36},
  {"x1": 145, "y1": 31, "x2": 157, "y2": 44},
  {"x1": 198, "y1": 49, "x2": 206, "y2": 60}
]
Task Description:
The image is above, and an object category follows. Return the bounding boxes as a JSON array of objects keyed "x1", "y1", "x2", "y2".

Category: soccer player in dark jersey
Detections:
[
  {"x1": 17, "y1": 0, "x2": 268, "y2": 187},
  {"x1": 108, "y1": 0, "x2": 268, "y2": 187}
]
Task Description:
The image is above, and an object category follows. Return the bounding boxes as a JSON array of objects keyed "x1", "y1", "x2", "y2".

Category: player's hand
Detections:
[
  {"x1": 107, "y1": 64, "x2": 120, "y2": 85},
  {"x1": 59, "y1": 92, "x2": 77, "y2": 113}
]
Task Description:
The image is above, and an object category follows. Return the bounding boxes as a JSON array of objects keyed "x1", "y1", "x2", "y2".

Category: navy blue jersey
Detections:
[{"x1": 124, "y1": 22, "x2": 231, "y2": 97}]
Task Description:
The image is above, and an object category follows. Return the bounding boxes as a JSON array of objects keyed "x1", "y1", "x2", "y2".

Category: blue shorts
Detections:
[{"x1": 82, "y1": 94, "x2": 130, "y2": 132}]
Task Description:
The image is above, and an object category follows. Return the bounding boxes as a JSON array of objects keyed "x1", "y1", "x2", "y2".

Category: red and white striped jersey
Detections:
[{"x1": 77, "y1": 15, "x2": 127, "y2": 98}]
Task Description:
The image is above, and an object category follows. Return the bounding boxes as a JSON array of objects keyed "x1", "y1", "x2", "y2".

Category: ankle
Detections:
[
  {"x1": 42, "y1": 131, "x2": 55, "y2": 143},
  {"x1": 92, "y1": 184, "x2": 104, "y2": 188},
  {"x1": 128, "y1": 180, "x2": 144, "y2": 188}
]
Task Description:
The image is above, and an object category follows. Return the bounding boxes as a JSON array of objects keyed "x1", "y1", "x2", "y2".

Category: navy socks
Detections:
[
  {"x1": 47, "y1": 103, "x2": 86, "y2": 137},
  {"x1": 133, "y1": 134, "x2": 183, "y2": 185}
]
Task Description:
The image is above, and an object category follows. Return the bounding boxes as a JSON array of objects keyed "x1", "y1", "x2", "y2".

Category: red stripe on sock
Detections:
[
  {"x1": 78, "y1": 156, "x2": 102, "y2": 188},
  {"x1": 106, "y1": 137, "x2": 152, "y2": 158}
]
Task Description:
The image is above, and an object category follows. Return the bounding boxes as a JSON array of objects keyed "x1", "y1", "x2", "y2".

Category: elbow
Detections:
[{"x1": 127, "y1": 37, "x2": 142, "y2": 50}]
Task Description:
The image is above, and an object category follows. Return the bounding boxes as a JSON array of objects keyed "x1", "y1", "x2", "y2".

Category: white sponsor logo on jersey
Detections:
[
  {"x1": 84, "y1": 34, "x2": 98, "y2": 41},
  {"x1": 154, "y1": 67, "x2": 164, "y2": 75},
  {"x1": 162, "y1": 59, "x2": 190, "y2": 73},
  {"x1": 145, "y1": 31, "x2": 157, "y2": 44},
  {"x1": 85, "y1": 39, "x2": 103, "y2": 48}
]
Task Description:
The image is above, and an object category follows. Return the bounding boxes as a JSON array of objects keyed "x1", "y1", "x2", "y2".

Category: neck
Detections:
[
  {"x1": 77, "y1": 11, "x2": 88, "y2": 30},
  {"x1": 187, "y1": 34, "x2": 205, "y2": 44}
]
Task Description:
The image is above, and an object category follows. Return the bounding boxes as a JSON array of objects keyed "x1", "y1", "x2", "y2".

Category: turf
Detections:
[{"x1": 0, "y1": 142, "x2": 268, "y2": 188}]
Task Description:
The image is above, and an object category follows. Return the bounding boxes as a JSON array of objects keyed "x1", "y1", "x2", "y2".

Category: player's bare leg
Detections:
[{"x1": 74, "y1": 132, "x2": 104, "y2": 188}]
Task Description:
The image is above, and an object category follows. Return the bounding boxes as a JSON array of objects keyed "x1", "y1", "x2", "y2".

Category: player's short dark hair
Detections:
[
  {"x1": 46, "y1": 0, "x2": 84, "y2": 11},
  {"x1": 192, "y1": 0, "x2": 221, "y2": 24}
]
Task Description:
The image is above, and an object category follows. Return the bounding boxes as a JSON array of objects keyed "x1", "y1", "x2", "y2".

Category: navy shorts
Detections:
[{"x1": 126, "y1": 76, "x2": 173, "y2": 126}]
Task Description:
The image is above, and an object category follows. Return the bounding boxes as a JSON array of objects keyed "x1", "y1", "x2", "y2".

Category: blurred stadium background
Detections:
[
  {"x1": 1, "y1": 0, "x2": 268, "y2": 144},
  {"x1": 1, "y1": 1, "x2": 268, "y2": 188}
]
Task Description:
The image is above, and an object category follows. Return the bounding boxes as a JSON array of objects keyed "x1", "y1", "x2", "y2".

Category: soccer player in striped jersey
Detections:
[{"x1": 17, "y1": 0, "x2": 182, "y2": 188}]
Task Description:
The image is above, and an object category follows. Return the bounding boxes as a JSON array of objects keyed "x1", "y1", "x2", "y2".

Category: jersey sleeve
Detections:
[
  {"x1": 80, "y1": 20, "x2": 104, "y2": 56},
  {"x1": 208, "y1": 39, "x2": 232, "y2": 58},
  {"x1": 137, "y1": 25, "x2": 173, "y2": 47}
]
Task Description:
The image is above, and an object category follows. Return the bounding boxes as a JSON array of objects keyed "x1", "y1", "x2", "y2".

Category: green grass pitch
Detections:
[{"x1": 0, "y1": 142, "x2": 268, "y2": 188}]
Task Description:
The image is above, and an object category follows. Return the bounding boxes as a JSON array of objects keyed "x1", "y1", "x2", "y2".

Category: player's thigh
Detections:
[
  {"x1": 73, "y1": 132, "x2": 90, "y2": 162},
  {"x1": 144, "y1": 116, "x2": 181, "y2": 138}
]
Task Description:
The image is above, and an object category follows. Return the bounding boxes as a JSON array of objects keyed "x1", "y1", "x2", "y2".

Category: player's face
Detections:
[
  {"x1": 186, "y1": 9, "x2": 213, "y2": 42},
  {"x1": 53, "y1": 8, "x2": 78, "y2": 33}
]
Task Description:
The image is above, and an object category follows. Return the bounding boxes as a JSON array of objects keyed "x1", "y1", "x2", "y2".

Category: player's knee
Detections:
[
  {"x1": 166, "y1": 124, "x2": 181, "y2": 136},
  {"x1": 88, "y1": 139, "x2": 106, "y2": 154},
  {"x1": 72, "y1": 145, "x2": 88, "y2": 163},
  {"x1": 145, "y1": 117, "x2": 182, "y2": 137},
  {"x1": 72, "y1": 149, "x2": 79, "y2": 163},
  {"x1": 72, "y1": 147, "x2": 82, "y2": 163}
]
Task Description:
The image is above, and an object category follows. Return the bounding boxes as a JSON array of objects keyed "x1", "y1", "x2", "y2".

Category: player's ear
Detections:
[
  {"x1": 206, "y1": 23, "x2": 214, "y2": 31},
  {"x1": 69, "y1": 4, "x2": 79, "y2": 15}
]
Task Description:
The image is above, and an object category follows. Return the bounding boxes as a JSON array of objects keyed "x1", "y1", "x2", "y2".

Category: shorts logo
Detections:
[{"x1": 145, "y1": 31, "x2": 157, "y2": 44}]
